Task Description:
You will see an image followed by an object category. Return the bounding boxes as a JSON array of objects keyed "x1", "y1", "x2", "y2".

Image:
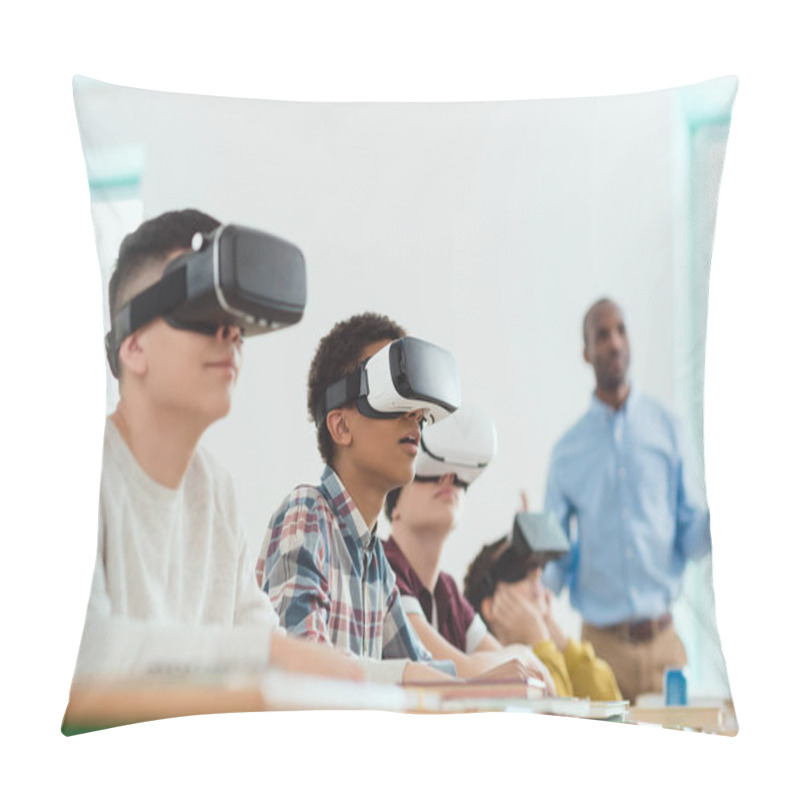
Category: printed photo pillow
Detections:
[{"x1": 64, "y1": 74, "x2": 738, "y2": 735}]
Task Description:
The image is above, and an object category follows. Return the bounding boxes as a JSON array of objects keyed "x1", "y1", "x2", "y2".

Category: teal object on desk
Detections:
[{"x1": 664, "y1": 668, "x2": 688, "y2": 706}]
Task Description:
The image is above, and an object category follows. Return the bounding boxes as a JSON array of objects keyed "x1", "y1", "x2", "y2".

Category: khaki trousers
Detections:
[{"x1": 581, "y1": 620, "x2": 687, "y2": 703}]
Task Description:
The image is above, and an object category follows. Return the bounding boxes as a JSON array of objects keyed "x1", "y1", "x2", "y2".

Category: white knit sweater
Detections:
[{"x1": 74, "y1": 419, "x2": 280, "y2": 680}]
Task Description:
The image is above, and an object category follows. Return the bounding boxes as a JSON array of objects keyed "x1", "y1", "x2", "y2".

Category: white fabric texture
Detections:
[
  {"x1": 74, "y1": 419, "x2": 279, "y2": 679},
  {"x1": 464, "y1": 615, "x2": 489, "y2": 655}
]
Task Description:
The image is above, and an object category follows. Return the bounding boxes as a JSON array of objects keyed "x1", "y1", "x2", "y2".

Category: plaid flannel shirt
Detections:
[{"x1": 257, "y1": 466, "x2": 433, "y2": 665}]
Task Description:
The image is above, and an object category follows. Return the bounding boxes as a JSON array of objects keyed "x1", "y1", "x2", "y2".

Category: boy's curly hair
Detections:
[{"x1": 308, "y1": 312, "x2": 406, "y2": 464}]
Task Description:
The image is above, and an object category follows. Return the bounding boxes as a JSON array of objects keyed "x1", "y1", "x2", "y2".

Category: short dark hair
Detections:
[
  {"x1": 582, "y1": 297, "x2": 620, "y2": 347},
  {"x1": 308, "y1": 312, "x2": 406, "y2": 464},
  {"x1": 108, "y1": 209, "x2": 221, "y2": 317},
  {"x1": 463, "y1": 535, "x2": 509, "y2": 621}
]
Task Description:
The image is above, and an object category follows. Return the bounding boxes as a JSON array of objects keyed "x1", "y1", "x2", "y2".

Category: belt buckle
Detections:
[
  {"x1": 628, "y1": 618, "x2": 654, "y2": 643},
  {"x1": 625, "y1": 614, "x2": 669, "y2": 643}
]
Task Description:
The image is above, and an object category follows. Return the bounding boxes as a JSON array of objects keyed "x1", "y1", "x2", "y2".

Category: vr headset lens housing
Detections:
[
  {"x1": 317, "y1": 336, "x2": 461, "y2": 426},
  {"x1": 489, "y1": 512, "x2": 570, "y2": 585},
  {"x1": 414, "y1": 474, "x2": 470, "y2": 490},
  {"x1": 415, "y1": 406, "x2": 497, "y2": 486},
  {"x1": 106, "y1": 224, "x2": 306, "y2": 376}
]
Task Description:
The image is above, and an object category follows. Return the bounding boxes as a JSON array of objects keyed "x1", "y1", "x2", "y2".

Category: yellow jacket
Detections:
[{"x1": 534, "y1": 638, "x2": 622, "y2": 701}]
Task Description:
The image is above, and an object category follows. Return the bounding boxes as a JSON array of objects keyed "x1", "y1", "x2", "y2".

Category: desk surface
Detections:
[
  {"x1": 63, "y1": 683, "x2": 268, "y2": 735},
  {"x1": 630, "y1": 700, "x2": 738, "y2": 735},
  {"x1": 65, "y1": 673, "x2": 738, "y2": 736},
  {"x1": 63, "y1": 671, "x2": 409, "y2": 734}
]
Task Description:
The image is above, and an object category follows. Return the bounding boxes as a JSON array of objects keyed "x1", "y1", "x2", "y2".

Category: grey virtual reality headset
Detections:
[
  {"x1": 414, "y1": 406, "x2": 497, "y2": 487},
  {"x1": 105, "y1": 224, "x2": 307, "y2": 377},
  {"x1": 490, "y1": 512, "x2": 570, "y2": 585},
  {"x1": 315, "y1": 336, "x2": 461, "y2": 427}
]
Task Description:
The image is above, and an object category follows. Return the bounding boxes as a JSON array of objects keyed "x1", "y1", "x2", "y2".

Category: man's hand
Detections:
[{"x1": 269, "y1": 633, "x2": 365, "y2": 682}]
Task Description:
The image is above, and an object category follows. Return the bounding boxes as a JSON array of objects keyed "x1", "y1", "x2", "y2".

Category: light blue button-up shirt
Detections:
[{"x1": 542, "y1": 386, "x2": 711, "y2": 626}]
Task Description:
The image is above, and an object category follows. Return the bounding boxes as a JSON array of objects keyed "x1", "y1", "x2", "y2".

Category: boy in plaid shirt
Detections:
[
  {"x1": 258, "y1": 313, "x2": 543, "y2": 686},
  {"x1": 258, "y1": 313, "x2": 453, "y2": 683}
]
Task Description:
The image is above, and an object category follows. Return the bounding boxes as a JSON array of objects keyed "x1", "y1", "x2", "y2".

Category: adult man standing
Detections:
[{"x1": 543, "y1": 298, "x2": 711, "y2": 701}]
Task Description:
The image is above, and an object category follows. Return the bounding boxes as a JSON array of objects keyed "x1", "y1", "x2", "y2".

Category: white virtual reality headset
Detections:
[
  {"x1": 315, "y1": 336, "x2": 461, "y2": 427},
  {"x1": 414, "y1": 406, "x2": 497, "y2": 487}
]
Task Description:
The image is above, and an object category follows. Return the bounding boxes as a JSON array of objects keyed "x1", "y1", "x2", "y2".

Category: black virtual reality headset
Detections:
[
  {"x1": 315, "y1": 336, "x2": 461, "y2": 427},
  {"x1": 490, "y1": 512, "x2": 570, "y2": 585},
  {"x1": 105, "y1": 223, "x2": 307, "y2": 377},
  {"x1": 414, "y1": 406, "x2": 497, "y2": 487}
]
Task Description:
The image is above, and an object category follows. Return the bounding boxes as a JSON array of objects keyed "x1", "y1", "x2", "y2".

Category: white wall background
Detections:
[
  {"x1": 6, "y1": 2, "x2": 799, "y2": 797},
  {"x1": 75, "y1": 82, "x2": 692, "y2": 566}
]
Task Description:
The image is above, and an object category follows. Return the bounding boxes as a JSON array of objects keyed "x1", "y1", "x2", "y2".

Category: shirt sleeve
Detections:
[
  {"x1": 219, "y1": 467, "x2": 281, "y2": 630},
  {"x1": 673, "y1": 458, "x2": 712, "y2": 561},
  {"x1": 358, "y1": 656, "x2": 409, "y2": 684},
  {"x1": 562, "y1": 639, "x2": 623, "y2": 702},
  {"x1": 76, "y1": 546, "x2": 273, "y2": 678},
  {"x1": 380, "y1": 567, "x2": 434, "y2": 662},
  {"x1": 74, "y1": 616, "x2": 272, "y2": 680},
  {"x1": 234, "y1": 527, "x2": 282, "y2": 629},
  {"x1": 85, "y1": 539, "x2": 112, "y2": 618},
  {"x1": 532, "y1": 639, "x2": 573, "y2": 697},
  {"x1": 259, "y1": 491, "x2": 334, "y2": 645},
  {"x1": 464, "y1": 615, "x2": 489, "y2": 655},
  {"x1": 542, "y1": 453, "x2": 576, "y2": 595},
  {"x1": 399, "y1": 595, "x2": 426, "y2": 618}
]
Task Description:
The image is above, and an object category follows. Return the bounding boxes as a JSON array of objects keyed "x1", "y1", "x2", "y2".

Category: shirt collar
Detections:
[
  {"x1": 385, "y1": 536, "x2": 428, "y2": 594},
  {"x1": 590, "y1": 381, "x2": 638, "y2": 417},
  {"x1": 319, "y1": 465, "x2": 375, "y2": 549}
]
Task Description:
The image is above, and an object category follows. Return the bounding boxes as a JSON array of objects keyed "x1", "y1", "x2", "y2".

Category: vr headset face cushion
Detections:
[{"x1": 70, "y1": 75, "x2": 737, "y2": 733}]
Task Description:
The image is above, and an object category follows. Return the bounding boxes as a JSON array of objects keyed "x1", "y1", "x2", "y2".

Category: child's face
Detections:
[
  {"x1": 499, "y1": 566, "x2": 546, "y2": 610},
  {"x1": 393, "y1": 473, "x2": 464, "y2": 534},
  {"x1": 343, "y1": 338, "x2": 425, "y2": 491},
  {"x1": 123, "y1": 249, "x2": 243, "y2": 424},
  {"x1": 137, "y1": 318, "x2": 242, "y2": 423}
]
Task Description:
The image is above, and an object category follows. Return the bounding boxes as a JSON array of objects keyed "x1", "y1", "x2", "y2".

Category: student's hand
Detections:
[
  {"x1": 499, "y1": 645, "x2": 557, "y2": 695},
  {"x1": 489, "y1": 584, "x2": 550, "y2": 647},
  {"x1": 519, "y1": 490, "x2": 529, "y2": 512},
  {"x1": 468, "y1": 658, "x2": 553, "y2": 694},
  {"x1": 539, "y1": 588, "x2": 569, "y2": 652},
  {"x1": 538, "y1": 587, "x2": 554, "y2": 620},
  {"x1": 269, "y1": 632, "x2": 365, "y2": 682}
]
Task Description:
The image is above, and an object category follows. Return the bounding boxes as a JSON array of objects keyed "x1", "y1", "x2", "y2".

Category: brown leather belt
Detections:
[{"x1": 602, "y1": 612, "x2": 672, "y2": 643}]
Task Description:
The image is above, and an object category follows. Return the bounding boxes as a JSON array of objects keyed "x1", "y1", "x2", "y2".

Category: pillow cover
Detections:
[{"x1": 64, "y1": 74, "x2": 738, "y2": 734}]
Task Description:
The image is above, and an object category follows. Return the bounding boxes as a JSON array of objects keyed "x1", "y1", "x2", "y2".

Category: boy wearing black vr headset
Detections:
[
  {"x1": 463, "y1": 515, "x2": 622, "y2": 701},
  {"x1": 383, "y1": 409, "x2": 555, "y2": 690},
  {"x1": 258, "y1": 312, "x2": 468, "y2": 684},
  {"x1": 72, "y1": 210, "x2": 361, "y2": 688}
]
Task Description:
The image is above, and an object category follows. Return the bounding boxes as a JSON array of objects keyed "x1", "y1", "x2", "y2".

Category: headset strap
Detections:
[
  {"x1": 105, "y1": 266, "x2": 188, "y2": 376},
  {"x1": 315, "y1": 368, "x2": 367, "y2": 426}
]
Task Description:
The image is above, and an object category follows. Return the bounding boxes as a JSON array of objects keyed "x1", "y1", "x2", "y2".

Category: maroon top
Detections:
[{"x1": 383, "y1": 535, "x2": 476, "y2": 653}]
